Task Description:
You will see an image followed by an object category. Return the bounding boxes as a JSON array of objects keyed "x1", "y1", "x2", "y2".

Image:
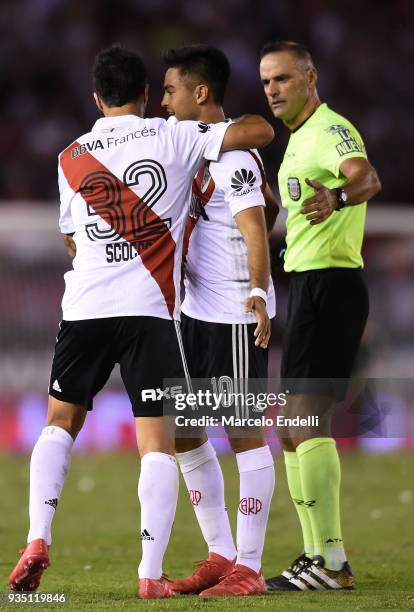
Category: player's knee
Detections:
[
  {"x1": 175, "y1": 435, "x2": 208, "y2": 453},
  {"x1": 135, "y1": 416, "x2": 176, "y2": 457},
  {"x1": 290, "y1": 431, "x2": 332, "y2": 449},
  {"x1": 229, "y1": 436, "x2": 265, "y2": 454},
  {"x1": 45, "y1": 417, "x2": 80, "y2": 440},
  {"x1": 279, "y1": 437, "x2": 296, "y2": 452},
  {"x1": 47, "y1": 397, "x2": 87, "y2": 439}
]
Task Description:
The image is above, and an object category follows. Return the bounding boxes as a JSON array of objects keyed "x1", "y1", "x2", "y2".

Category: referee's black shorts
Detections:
[
  {"x1": 48, "y1": 316, "x2": 186, "y2": 417},
  {"x1": 281, "y1": 268, "x2": 369, "y2": 401}
]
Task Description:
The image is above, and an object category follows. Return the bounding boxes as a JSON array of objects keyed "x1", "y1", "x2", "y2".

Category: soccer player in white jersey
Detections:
[
  {"x1": 161, "y1": 45, "x2": 277, "y2": 597},
  {"x1": 8, "y1": 45, "x2": 275, "y2": 599}
]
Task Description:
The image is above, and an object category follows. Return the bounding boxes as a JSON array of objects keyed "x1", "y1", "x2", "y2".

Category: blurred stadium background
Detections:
[{"x1": 0, "y1": 0, "x2": 413, "y2": 455}]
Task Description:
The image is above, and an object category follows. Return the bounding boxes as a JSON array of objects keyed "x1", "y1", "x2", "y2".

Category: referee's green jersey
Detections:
[{"x1": 278, "y1": 103, "x2": 368, "y2": 272}]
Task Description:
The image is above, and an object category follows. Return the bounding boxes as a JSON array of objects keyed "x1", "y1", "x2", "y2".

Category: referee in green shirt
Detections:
[{"x1": 259, "y1": 41, "x2": 381, "y2": 591}]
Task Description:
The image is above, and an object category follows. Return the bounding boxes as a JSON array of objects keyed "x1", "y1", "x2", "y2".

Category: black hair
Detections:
[
  {"x1": 93, "y1": 44, "x2": 147, "y2": 107},
  {"x1": 163, "y1": 44, "x2": 230, "y2": 105},
  {"x1": 260, "y1": 40, "x2": 314, "y2": 67}
]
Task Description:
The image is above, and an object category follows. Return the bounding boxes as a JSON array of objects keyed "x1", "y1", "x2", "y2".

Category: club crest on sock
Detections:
[
  {"x1": 238, "y1": 497, "x2": 262, "y2": 515},
  {"x1": 189, "y1": 490, "x2": 202, "y2": 506}
]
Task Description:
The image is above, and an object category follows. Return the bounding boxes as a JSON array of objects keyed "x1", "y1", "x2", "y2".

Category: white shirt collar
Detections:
[{"x1": 92, "y1": 114, "x2": 143, "y2": 131}]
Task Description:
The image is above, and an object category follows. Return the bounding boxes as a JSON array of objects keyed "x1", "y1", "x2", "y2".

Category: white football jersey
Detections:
[
  {"x1": 181, "y1": 148, "x2": 276, "y2": 324},
  {"x1": 58, "y1": 114, "x2": 230, "y2": 321}
]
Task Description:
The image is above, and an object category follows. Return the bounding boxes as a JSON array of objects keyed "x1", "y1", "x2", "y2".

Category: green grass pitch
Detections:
[{"x1": 1, "y1": 451, "x2": 413, "y2": 610}]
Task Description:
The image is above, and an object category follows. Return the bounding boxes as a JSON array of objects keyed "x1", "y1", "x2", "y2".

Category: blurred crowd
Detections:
[{"x1": 0, "y1": 0, "x2": 413, "y2": 201}]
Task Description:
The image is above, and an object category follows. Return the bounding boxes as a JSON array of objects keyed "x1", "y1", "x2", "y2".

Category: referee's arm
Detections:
[
  {"x1": 301, "y1": 158, "x2": 381, "y2": 225},
  {"x1": 335, "y1": 157, "x2": 381, "y2": 205}
]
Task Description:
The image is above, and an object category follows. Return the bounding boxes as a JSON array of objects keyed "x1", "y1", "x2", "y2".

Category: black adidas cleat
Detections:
[
  {"x1": 266, "y1": 553, "x2": 313, "y2": 591},
  {"x1": 288, "y1": 555, "x2": 356, "y2": 591}
]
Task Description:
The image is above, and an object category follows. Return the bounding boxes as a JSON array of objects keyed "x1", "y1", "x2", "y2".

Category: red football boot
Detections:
[
  {"x1": 138, "y1": 575, "x2": 175, "y2": 599},
  {"x1": 171, "y1": 552, "x2": 234, "y2": 594},
  {"x1": 200, "y1": 563, "x2": 267, "y2": 597},
  {"x1": 9, "y1": 539, "x2": 50, "y2": 592}
]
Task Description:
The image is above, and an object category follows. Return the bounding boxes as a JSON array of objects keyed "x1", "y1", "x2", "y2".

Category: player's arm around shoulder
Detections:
[
  {"x1": 221, "y1": 114, "x2": 274, "y2": 152},
  {"x1": 169, "y1": 115, "x2": 273, "y2": 170}
]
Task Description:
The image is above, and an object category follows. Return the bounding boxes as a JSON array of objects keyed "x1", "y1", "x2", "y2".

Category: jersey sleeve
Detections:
[
  {"x1": 170, "y1": 120, "x2": 230, "y2": 166},
  {"x1": 210, "y1": 150, "x2": 266, "y2": 217},
  {"x1": 58, "y1": 156, "x2": 75, "y2": 234},
  {"x1": 317, "y1": 122, "x2": 367, "y2": 178}
]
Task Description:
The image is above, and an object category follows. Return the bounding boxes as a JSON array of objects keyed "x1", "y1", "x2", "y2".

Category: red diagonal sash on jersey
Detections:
[
  {"x1": 60, "y1": 144, "x2": 176, "y2": 317},
  {"x1": 247, "y1": 150, "x2": 266, "y2": 194},
  {"x1": 183, "y1": 161, "x2": 215, "y2": 258}
]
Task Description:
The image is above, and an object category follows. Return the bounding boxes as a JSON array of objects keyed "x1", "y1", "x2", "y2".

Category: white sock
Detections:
[
  {"x1": 138, "y1": 452, "x2": 179, "y2": 579},
  {"x1": 176, "y1": 441, "x2": 236, "y2": 561},
  {"x1": 236, "y1": 445, "x2": 275, "y2": 573},
  {"x1": 27, "y1": 425, "x2": 74, "y2": 545}
]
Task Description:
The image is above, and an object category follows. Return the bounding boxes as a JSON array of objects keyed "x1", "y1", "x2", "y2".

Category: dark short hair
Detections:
[
  {"x1": 260, "y1": 40, "x2": 314, "y2": 67},
  {"x1": 93, "y1": 44, "x2": 147, "y2": 107},
  {"x1": 163, "y1": 44, "x2": 230, "y2": 105}
]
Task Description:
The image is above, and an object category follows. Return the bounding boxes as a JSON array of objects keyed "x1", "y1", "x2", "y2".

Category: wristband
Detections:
[{"x1": 249, "y1": 288, "x2": 268, "y2": 305}]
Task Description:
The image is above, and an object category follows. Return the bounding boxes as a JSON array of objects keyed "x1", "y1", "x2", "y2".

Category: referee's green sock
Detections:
[
  {"x1": 296, "y1": 437, "x2": 347, "y2": 571},
  {"x1": 284, "y1": 451, "x2": 314, "y2": 557}
]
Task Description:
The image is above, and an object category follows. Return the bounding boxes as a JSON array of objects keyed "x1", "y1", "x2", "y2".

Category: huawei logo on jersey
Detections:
[{"x1": 231, "y1": 169, "x2": 256, "y2": 196}]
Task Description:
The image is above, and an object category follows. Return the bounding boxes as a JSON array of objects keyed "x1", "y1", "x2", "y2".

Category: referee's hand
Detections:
[
  {"x1": 301, "y1": 178, "x2": 338, "y2": 224},
  {"x1": 244, "y1": 296, "x2": 270, "y2": 349}
]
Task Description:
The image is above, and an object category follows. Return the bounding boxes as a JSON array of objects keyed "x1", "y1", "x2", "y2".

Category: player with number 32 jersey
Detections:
[{"x1": 58, "y1": 114, "x2": 230, "y2": 321}]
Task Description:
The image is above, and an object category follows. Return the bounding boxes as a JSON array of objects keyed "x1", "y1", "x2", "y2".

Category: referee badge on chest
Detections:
[{"x1": 287, "y1": 177, "x2": 301, "y2": 201}]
